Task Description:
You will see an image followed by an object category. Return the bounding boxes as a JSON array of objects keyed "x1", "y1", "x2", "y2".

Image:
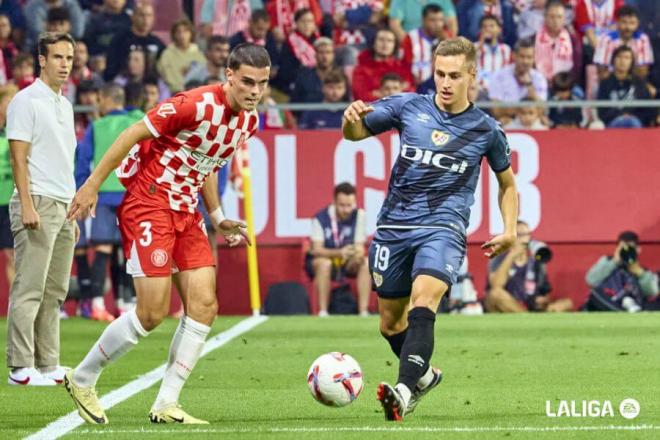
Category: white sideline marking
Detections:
[
  {"x1": 72, "y1": 425, "x2": 660, "y2": 435},
  {"x1": 25, "y1": 315, "x2": 269, "y2": 440}
]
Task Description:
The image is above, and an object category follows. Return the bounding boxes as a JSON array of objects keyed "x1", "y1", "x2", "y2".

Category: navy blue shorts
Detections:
[
  {"x1": 368, "y1": 227, "x2": 466, "y2": 299},
  {"x1": 90, "y1": 204, "x2": 122, "y2": 244},
  {"x1": 0, "y1": 205, "x2": 12, "y2": 249}
]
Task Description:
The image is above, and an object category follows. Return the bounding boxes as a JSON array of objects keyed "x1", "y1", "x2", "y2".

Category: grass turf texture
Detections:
[{"x1": 1, "y1": 313, "x2": 658, "y2": 439}]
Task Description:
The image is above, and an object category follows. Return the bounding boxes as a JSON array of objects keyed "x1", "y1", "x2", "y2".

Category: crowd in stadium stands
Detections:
[{"x1": 0, "y1": 0, "x2": 658, "y2": 132}]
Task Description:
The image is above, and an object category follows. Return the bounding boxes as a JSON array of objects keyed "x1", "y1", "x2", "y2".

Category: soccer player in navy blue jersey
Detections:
[{"x1": 342, "y1": 37, "x2": 519, "y2": 421}]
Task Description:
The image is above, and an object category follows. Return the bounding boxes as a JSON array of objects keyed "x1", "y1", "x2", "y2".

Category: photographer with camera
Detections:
[
  {"x1": 485, "y1": 220, "x2": 573, "y2": 313},
  {"x1": 583, "y1": 231, "x2": 658, "y2": 312}
]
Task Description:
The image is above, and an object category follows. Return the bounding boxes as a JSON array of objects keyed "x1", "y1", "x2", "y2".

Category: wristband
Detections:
[{"x1": 210, "y1": 207, "x2": 225, "y2": 225}]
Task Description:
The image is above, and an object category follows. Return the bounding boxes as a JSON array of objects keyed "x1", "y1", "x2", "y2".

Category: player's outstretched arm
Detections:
[
  {"x1": 67, "y1": 121, "x2": 153, "y2": 220},
  {"x1": 342, "y1": 100, "x2": 374, "y2": 141},
  {"x1": 481, "y1": 167, "x2": 518, "y2": 258}
]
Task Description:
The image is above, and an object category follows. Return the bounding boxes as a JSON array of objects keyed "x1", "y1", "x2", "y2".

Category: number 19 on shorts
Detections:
[{"x1": 373, "y1": 244, "x2": 390, "y2": 271}]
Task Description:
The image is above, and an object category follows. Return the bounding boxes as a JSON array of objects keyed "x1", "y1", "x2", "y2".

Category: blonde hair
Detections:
[{"x1": 434, "y1": 37, "x2": 477, "y2": 70}]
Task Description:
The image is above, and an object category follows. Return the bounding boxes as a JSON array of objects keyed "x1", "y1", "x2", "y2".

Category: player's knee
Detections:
[
  {"x1": 488, "y1": 287, "x2": 511, "y2": 304},
  {"x1": 186, "y1": 294, "x2": 218, "y2": 324},
  {"x1": 313, "y1": 257, "x2": 332, "y2": 274},
  {"x1": 379, "y1": 315, "x2": 407, "y2": 336},
  {"x1": 135, "y1": 306, "x2": 168, "y2": 331}
]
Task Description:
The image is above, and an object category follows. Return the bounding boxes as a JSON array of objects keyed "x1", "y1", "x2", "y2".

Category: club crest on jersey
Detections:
[
  {"x1": 156, "y1": 103, "x2": 177, "y2": 118},
  {"x1": 431, "y1": 130, "x2": 450, "y2": 146},
  {"x1": 373, "y1": 272, "x2": 383, "y2": 287},
  {"x1": 151, "y1": 249, "x2": 168, "y2": 267}
]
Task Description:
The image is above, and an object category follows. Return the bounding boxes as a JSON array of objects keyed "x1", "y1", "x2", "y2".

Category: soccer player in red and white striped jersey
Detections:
[
  {"x1": 534, "y1": 1, "x2": 576, "y2": 82},
  {"x1": 64, "y1": 44, "x2": 270, "y2": 426},
  {"x1": 593, "y1": 5, "x2": 654, "y2": 80}
]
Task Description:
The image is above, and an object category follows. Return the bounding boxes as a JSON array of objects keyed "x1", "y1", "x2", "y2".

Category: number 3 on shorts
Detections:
[
  {"x1": 374, "y1": 243, "x2": 390, "y2": 271},
  {"x1": 139, "y1": 221, "x2": 152, "y2": 246}
]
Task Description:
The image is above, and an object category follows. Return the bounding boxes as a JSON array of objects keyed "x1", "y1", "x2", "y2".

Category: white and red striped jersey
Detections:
[
  {"x1": 475, "y1": 40, "x2": 512, "y2": 86},
  {"x1": 574, "y1": 0, "x2": 623, "y2": 37},
  {"x1": 593, "y1": 30, "x2": 654, "y2": 66},
  {"x1": 534, "y1": 26, "x2": 574, "y2": 81},
  {"x1": 401, "y1": 28, "x2": 437, "y2": 83},
  {"x1": 117, "y1": 84, "x2": 258, "y2": 213}
]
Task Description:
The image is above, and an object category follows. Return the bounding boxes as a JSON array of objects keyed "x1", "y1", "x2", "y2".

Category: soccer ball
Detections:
[{"x1": 307, "y1": 352, "x2": 363, "y2": 407}]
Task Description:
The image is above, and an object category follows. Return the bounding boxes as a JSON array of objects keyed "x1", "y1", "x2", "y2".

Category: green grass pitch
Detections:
[{"x1": 1, "y1": 313, "x2": 658, "y2": 439}]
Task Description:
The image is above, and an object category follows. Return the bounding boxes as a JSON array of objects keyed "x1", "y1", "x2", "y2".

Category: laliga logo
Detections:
[
  {"x1": 545, "y1": 398, "x2": 640, "y2": 419},
  {"x1": 400, "y1": 145, "x2": 468, "y2": 174}
]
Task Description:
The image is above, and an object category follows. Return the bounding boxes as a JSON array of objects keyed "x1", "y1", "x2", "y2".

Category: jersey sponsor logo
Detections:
[
  {"x1": 190, "y1": 150, "x2": 229, "y2": 174},
  {"x1": 372, "y1": 272, "x2": 383, "y2": 287},
  {"x1": 156, "y1": 103, "x2": 177, "y2": 118},
  {"x1": 151, "y1": 249, "x2": 169, "y2": 267},
  {"x1": 416, "y1": 112, "x2": 431, "y2": 123},
  {"x1": 431, "y1": 130, "x2": 450, "y2": 146},
  {"x1": 400, "y1": 144, "x2": 468, "y2": 174}
]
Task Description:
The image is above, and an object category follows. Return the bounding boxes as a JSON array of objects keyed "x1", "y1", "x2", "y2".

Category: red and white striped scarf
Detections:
[
  {"x1": 534, "y1": 26, "x2": 573, "y2": 80},
  {"x1": 288, "y1": 31, "x2": 317, "y2": 67},
  {"x1": 276, "y1": 0, "x2": 312, "y2": 37},
  {"x1": 213, "y1": 0, "x2": 252, "y2": 36},
  {"x1": 242, "y1": 30, "x2": 266, "y2": 46}
]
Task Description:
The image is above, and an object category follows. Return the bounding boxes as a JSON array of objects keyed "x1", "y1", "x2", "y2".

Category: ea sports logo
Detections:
[
  {"x1": 151, "y1": 249, "x2": 168, "y2": 267},
  {"x1": 619, "y1": 398, "x2": 640, "y2": 419}
]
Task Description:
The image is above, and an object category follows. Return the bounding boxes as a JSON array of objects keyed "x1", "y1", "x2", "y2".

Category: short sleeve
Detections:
[
  {"x1": 354, "y1": 209, "x2": 366, "y2": 243},
  {"x1": 143, "y1": 94, "x2": 197, "y2": 138},
  {"x1": 362, "y1": 93, "x2": 415, "y2": 135},
  {"x1": 486, "y1": 124, "x2": 511, "y2": 173},
  {"x1": 310, "y1": 218, "x2": 324, "y2": 242},
  {"x1": 6, "y1": 93, "x2": 34, "y2": 143}
]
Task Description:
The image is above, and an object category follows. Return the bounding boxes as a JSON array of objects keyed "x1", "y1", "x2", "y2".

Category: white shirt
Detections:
[
  {"x1": 6, "y1": 78, "x2": 77, "y2": 203},
  {"x1": 488, "y1": 64, "x2": 548, "y2": 102}
]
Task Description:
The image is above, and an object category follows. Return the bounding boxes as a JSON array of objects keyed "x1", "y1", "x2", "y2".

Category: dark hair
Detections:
[
  {"x1": 250, "y1": 8, "x2": 270, "y2": 22},
  {"x1": 46, "y1": 7, "x2": 70, "y2": 24},
  {"x1": 100, "y1": 83, "x2": 125, "y2": 105},
  {"x1": 551, "y1": 71, "x2": 574, "y2": 92},
  {"x1": 617, "y1": 230, "x2": 639, "y2": 244},
  {"x1": 334, "y1": 182, "x2": 356, "y2": 198},
  {"x1": 616, "y1": 5, "x2": 638, "y2": 20},
  {"x1": 380, "y1": 72, "x2": 402, "y2": 86},
  {"x1": 14, "y1": 52, "x2": 34, "y2": 66},
  {"x1": 227, "y1": 43, "x2": 271, "y2": 71},
  {"x1": 142, "y1": 76, "x2": 159, "y2": 88},
  {"x1": 422, "y1": 4, "x2": 443, "y2": 18},
  {"x1": 38, "y1": 32, "x2": 75, "y2": 57},
  {"x1": 76, "y1": 79, "x2": 99, "y2": 102},
  {"x1": 371, "y1": 27, "x2": 398, "y2": 58},
  {"x1": 611, "y1": 44, "x2": 635, "y2": 72},
  {"x1": 207, "y1": 35, "x2": 230, "y2": 49},
  {"x1": 294, "y1": 8, "x2": 313, "y2": 22},
  {"x1": 322, "y1": 69, "x2": 346, "y2": 86},
  {"x1": 124, "y1": 81, "x2": 145, "y2": 108},
  {"x1": 479, "y1": 14, "x2": 501, "y2": 28},
  {"x1": 170, "y1": 18, "x2": 195, "y2": 42},
  {"x1": 514, "y1": 37, "x2": 535, "y2": 52}
]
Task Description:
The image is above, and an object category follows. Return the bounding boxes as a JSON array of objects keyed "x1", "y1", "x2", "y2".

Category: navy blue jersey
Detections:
[{"x1": 363, "y1": 93, "x2": 510, "y2": 234}]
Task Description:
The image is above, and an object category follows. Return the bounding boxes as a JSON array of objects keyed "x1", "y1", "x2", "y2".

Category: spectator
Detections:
[
  {"x1": 458, "y1": 0, "x2": 518, "y2": 47},
  {"x1": 10, "y1": 53, "x2": 35, "y2": 89},
  {"x1": 157, "y1": 19, "x2": 205, "y2": 94},
  {"x1": 488, "y1": 38, "x2": 548, "y2": 102},
  {"x1": 548, "y1": 71, "x2": 583, "y2": 127},
  {"x1": 200, "y1": 0, "x2": 263, "y2": 41},
  {"x1": 504, "y1": 99, "x2": 549, "y2": 129},
  {"x1": 597, "y1": 45, "x2": 656, "y2": 127},
  {"x1": 352, "y1": 27, "x2": 414, "y2": 101},
  {"x1": 84, "y1": 0, "x2": 132, "y2": 56},
  {"x1": 89, "y1": 54, "x2": 106, "y2": 77},
  {"x1": 265, "y1": 0, "x2": 323, "y2": 44},
  {"x1": 114, "y1": 46, "x2": 170, "y2": 99},
  {"x1": 535, "y1": 1, "x2": 581, "y2": 82},
  {"x1": 306, "y1": 182, "x2": 370, "y2": 317},
  {"x1": 330, "y1": 0, "x2": 384, "y2": 66},
  {"x1": 0, "y1": 0, "x2": 25, "y2": 40},
  {"x1": 184, "y1": 35, "x2": 230, "y2": 85},
  {"x1": 574, "y1": 0, "x2": 623, "y2": 48},
  {"x1": 24, "y1": 0, "x2": 85, "y2": 49},
  {"x1": 104, "y1": 2, "x2": 164, "y2": 81},
  {"x1": 0, "y1": 84, "x2": 17, "y2": 291},
  {"x1": 475, "y1": 14, "x2": 512, "y2": 88},
  {"x1": 62, "y1": 40, "x2": 98, "y2": 102},
  {"x1": 298, "y1": 69, "x2": 348, "y2": 129},
  {"x1": 123, "y1": 80, "x2": 146, "y2": 114},
  {"x1": 143, "y1": 77, "x2": 160, "y2": 111},
  {"x1": 291, "y1": 37, "x2": 337, "y2": 104},
  {"x1": 517, "y1": 0, "x2": 546, "y2": 40},
  {"x1": 44, "y1": 7, "x2": 72, "y2": 35},
  {"x1": 593, "y1": 5, "x2": 654, "y2": 81},
  {"x1": 583, "y1": 230, "x2": 658, "y2": 312},
  {"x1": 229, "y1": 9, "x2": 280, "y2": 73},
  {"x1": 0, "y1": 15, "x2": 18, "y2": 86},
  {"x1": 401, "y1": 4, "x2": 447, "y2": 85},
  {"x1": 379, "y1": 72, "x2": 403, "y2": 97},
  {"x1": 389, "y1": 0, "x2": 457, "y2": 41},
  {"x1": 486, "y1": 220, "x2": 573, "y2": 312},
  {"x1": 273, "y1": 8, "x2": 320, "y2": 96}
]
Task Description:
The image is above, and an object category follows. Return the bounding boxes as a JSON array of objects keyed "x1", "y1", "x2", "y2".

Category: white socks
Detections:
[
  {"x1": 395, "y1": 383, "x2": 412, "y2": 407},
  {"x1": 153, "y1": 316, "x2": 210, "y2": 410},
  {"x1": 73, "y1": 310, "x2": 149, "y2": 387},
  {"x1": 417, "y1": 366, "x2": 434, "y2": 389}
]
